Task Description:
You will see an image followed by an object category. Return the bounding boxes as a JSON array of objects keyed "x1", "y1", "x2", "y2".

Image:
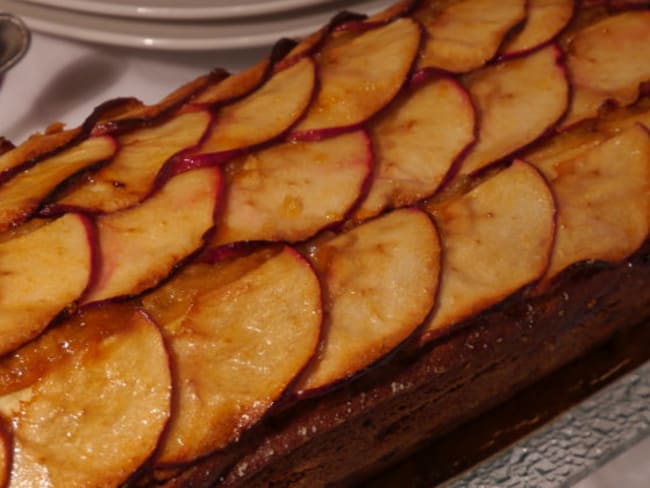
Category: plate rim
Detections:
[{"x1": 20, "y1": 0, "x2": 338, "y2": 20}]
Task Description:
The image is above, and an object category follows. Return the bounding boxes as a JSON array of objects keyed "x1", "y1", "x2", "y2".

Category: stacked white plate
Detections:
[{"x1": 0, "y1": 0, "x2": 394, "y2": 50}]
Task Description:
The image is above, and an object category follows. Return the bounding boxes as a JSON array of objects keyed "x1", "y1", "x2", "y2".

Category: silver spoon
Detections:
[{"x1": 0, "y1": 13, "x2": 30, "y2": 75}]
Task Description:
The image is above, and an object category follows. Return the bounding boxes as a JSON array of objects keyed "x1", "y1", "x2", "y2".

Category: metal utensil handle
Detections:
[{"x1": 0, "y1": 12, "x2": 30, "y2": 74}]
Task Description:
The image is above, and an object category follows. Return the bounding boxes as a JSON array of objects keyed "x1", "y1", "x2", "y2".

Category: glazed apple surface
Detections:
[
  {"x1": 0, "y1": 305, "x2": 171, "y2": 488},
  {"x1": 0, "y1": 214, "x2": 95, "y2": 356}
]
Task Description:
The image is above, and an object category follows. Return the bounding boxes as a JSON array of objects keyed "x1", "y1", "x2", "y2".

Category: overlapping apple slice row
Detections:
[
  {"x1": 50, "y1": 56, "x2": 316, "y2": 215},
  {"x1": 4, "y1": 3, "x2": 643, "y2": 228},
  {"x1": 0, "y1": 165, "x2": 222, "y2": 358},
  {"x1": 0, "y1": 207, "x2": 442, "y2": 482},
  {"x1": 0, "y1": 16, "x2": 422, "y2": 222},
  {"x1": 0, "y1": 41, "x2": 310, "y2": 220},
  {"x1": 209, "y1": 39, "x2": 567, "y2": 245},
  {"x1": 1, "y1": 3, "x2": 646, "y2": 222}
]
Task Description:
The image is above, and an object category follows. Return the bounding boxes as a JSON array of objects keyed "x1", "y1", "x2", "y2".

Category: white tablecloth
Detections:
[{"x1": 0, "y1": 32, "x2": 269, "y2": 144}]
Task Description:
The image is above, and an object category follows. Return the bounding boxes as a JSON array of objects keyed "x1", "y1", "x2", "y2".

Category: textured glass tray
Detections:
[{"x1": 445, "y1": 360, "x2": 650, "y2": 487}]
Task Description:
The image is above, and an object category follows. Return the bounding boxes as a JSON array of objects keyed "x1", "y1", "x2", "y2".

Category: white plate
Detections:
[
  {"x1": 0, "y1": 0, "x2": 393, "y2": 51},
  {"x1": 21, "y1": 0, "x2": 338, "y2": 20}
]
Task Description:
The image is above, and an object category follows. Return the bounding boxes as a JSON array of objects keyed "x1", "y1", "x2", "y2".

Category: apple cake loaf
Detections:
[{"x1": 0, "y1": 0, "x2": 649, "y2": 486}]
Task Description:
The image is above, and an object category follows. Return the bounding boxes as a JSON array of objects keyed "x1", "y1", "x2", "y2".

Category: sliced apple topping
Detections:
[
  {"x1": 414, "y1": 0, "x2": 527, "y2": 73},
  {"x1": 0, "y1": 214, "x2": 94, "y2": 356},
  {"x1": 191, "y1": 39, "x2": 296, "y2": 106},
  {"x1": 290, "y1": 18, "x2": 421, "y2": 139},
  {"x1": 192, "y1": 59, "x2": 268, "y2": 106},
  {"x1": 54, "y1": 110, "x2": 212, "y2": 214},
  {"x1": 95, "y1": 73, "x2": 217, "y2": 132},
  {"x1": 0, "y1": 128, "x2": 80, "y2": 182},
  {"x1": 354, "y1": 74, "x2": 476, "y2": 220},
  {"x1": 295, "y1": 208, "x2": 441, "y2": 395},
  {"x1": 83, "y1": 167, "x2": 222, "y2": 305},
  {"x1": 422, "y1": 160, "x2": 555, "y2": 342},
  {"x1": 524, "y1": 101, "x2": 650, "y2": 173},
  {"x1": 500, "y1": 0, "x2": 574, "y2": 58},
  {"x1": 210, "y1": 130, "x2": 371, "y2": 247},
  {"x1": 147, "y1": 246, "x2": 321, "y2": 465},
  {"x1": 0, "y1": 136, "x2": 116, "y2": 232},
  {"x1": 562, "y1": 11, "x2": 650, "y2": 129},
  {"x1": 276, "y1": 12, "x2": 366, "y2": 72},
  {"x1": 2, "y1": 305, "x2": 171, "y2": 488},
  {"x1": 458, "y1": 44, "x2": 569, "y2": 176},
  {"x1": 534, "y1": 125, "x2": 650, "y2": 281},
  {"x1": 181, "y1": 57, "x2": 316, "y2": 166}
]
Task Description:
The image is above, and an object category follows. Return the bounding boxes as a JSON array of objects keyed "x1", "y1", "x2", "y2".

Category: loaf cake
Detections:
[{"x1": 0, "y1": 0, "x2": 649, "y2": 486}]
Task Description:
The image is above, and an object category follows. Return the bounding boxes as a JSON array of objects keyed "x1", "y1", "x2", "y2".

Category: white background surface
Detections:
[{"x1": 0, "y1": 31, "x2": 268, "y2": 144}]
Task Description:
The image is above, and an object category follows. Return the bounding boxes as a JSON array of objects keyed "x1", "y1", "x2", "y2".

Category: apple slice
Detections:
[
  {"x1": 458, "y1": 44, "x2": 569, "y2": 176},
  {"x1": 421, "y1": 160, "x2": 556, "y2": 342},
  {"x1": 533, "y1": 125, "x2": 650, "y2": 281},
  {"x1": 524, "y1": 100, "x2": 650, "y2": 173},
  {"x1": 141, "y1": 246, "x2": 278, "y2": 327},
  {"x1": 354, "y1": 73, "x2": 476, "y2": 221},
  {"x1": 83, "y1": 166, "x2": 222, "y2": 305},
  {"x1": 91, "y1": 73, "x2": 224, "y2": 137},
  {"x1": 500, "y1": 0, "x2": 575, "y2": 58},
  {"x1": 295, "y1": 208, "x2": 440, "y2": 396},
  {"x1": 0, "y1": 214, "x2": 94, "y2": 356},
  {"x1": 179, "y1": 57, "x2": 316, "y2": 167},
  {"x1": 0, "y1": 127, "x2": 80, "y2": 182},
  {"x1": 191, "y1": 38, "x2": 297, "y2": 107},
  {"x1": 53, "y1": 110, "x2": 212, "y2": 214},
  {"x1": 147, "y1": 246, "x2": 321, "y2": 465},
  {"x1": 561, "y1": 11, "x2": 650, "y2": 129},
  {"x1": 2, "y1": 306, "x2": 171, "y2": 488},
  {"x1": 192, "y1": 60, "x2": 267, "y2": 106},
  {"x1": 0, "y1": 136, "x2": 116, "y2": 232},
  {"x1": 209, "y1": 130, "x2": 371, "y2": 247},
  {"x1": 414, "y1": 0, "x2": 527, "y2": 73},
  {"x1": 289, "y1": 18, "x2": 421, "y2": 140},
  {"x1": 276, "y1": 12, "x2": 368, "y2": 72}
]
